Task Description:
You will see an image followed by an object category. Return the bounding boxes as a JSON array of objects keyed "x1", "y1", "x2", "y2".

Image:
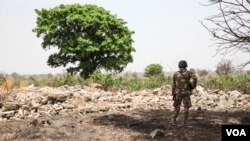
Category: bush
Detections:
[
  {"x1": 51, "y1": 75, "x2": 84, "y2": 87},
  {"x1": 203, "y1": 74, "x2": 250, "y2": 92},
  {"x1": 90, "y1": 71, "x2": 171, "y2": 91},
  {"x1": 144, "y1": 64, "x2": 164, "y2": 77}
]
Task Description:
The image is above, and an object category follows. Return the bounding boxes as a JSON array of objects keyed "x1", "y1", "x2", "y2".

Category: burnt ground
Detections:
[{"x1": 0, "y1": 108, "x2": 250, "y2": 141}]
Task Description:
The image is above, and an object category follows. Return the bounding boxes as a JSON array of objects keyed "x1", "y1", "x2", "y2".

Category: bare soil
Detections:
[{"x1": 1, "y1": 108, "x2": 249, "y2": 141}]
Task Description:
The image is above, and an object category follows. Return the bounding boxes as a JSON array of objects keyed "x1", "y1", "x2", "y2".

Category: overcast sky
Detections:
[{"x1": 0, "y1": 0, "x2": 249, "y2": 74}]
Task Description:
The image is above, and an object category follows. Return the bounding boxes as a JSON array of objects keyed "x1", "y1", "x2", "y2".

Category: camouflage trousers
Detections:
[{"x1": 173, "y1": 93, "x2": 192, "y2": 122}]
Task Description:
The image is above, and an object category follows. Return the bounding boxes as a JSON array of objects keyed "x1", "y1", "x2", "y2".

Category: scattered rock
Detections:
[
  {"x1": 90, "y1": 83, "x2": 102, "y2": 89},
  {"x1": 193, "y1": 116, "x2": 204, "y2": 120},
  {"x1": 149, "y1": 129, "x2": 165, "y2": 138},
  {"x1": 0, "y1": 111, "x2": 15, "y2": 118},
  {"x1": 63, "y1": 104, "x2": 75, "y2": 109},
  {"x1": 152, "y1": 89, "x2": 159, "y2": 94},
  {"x1": 227, "y1": 117, "x2": 241, "y2": 124},
  {"x1": 165, "y1": 132, "x2": 173, "y2": 136},
  {"x1": 47, "y1": 94, "x2": 69, "y2": 104},
  {"x1": 2, "y1": 102, "x2": 20, "y2": 111},
  {"x1": 211, "y1": 89, "x2": 220, "y2": 94},
  {"x1": 229, "y1": 90, "x2": 241, "y2": 100},
  {"x1": 196, "y1": 86, "x2": 206, "y2": 95}
]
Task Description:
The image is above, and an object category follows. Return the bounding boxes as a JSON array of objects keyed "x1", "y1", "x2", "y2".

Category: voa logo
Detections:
[{"x1": 226, "y1": 129, "x2": 246, "y2": 136}]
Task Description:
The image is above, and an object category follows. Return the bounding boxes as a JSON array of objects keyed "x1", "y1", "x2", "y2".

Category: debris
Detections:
[{"x1": 149, "y1": 129, "x2": 165, "y2": 138}]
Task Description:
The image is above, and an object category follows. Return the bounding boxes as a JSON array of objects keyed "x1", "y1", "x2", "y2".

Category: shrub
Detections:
[
  {"x1": 203, "y1": 74, "x2": 250, "y2": 92},
  {"x1": 144, "y1": 64, "x2": 164, "y2": 77},
  {"x1": 90, "y1": 71, "x2": 171, "y2": 91}
]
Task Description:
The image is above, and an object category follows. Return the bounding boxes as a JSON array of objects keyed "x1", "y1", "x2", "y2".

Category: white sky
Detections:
[{"x1": 0, "y1": 0, "x2": 249, "y2": 75}]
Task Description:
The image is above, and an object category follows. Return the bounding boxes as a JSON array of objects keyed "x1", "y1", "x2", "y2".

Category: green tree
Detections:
[
  {"x1": 33, "y1": 4, "x2": 135, "y2": 78},
  {"x1": 144, "y1": 64, "x2": 164, "y2": 77}
]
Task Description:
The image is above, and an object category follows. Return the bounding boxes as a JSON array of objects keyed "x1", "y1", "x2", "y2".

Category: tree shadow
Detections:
[{"x1": 93, "y1": 108, "x2": 250, "y2": 141}]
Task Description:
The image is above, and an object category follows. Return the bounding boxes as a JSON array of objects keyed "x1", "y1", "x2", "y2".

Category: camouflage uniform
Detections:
[{"x1": 172, "y1": 68, "x2": 197, "y2": 125}]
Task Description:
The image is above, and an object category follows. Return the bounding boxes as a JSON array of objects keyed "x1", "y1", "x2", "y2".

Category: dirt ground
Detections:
[{"x1": 0, "y1": 107, "x2": 249, "y2": 141}]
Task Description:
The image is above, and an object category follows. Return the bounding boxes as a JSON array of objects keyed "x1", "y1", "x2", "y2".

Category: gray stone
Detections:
[
  {"x1": 52, "y1": 104, "x2": 63, "y2": 112},
  {"x1": 211, "y1": 89, "x2": 220, "y2": 94},
  {"x1": 149, "y1": 129, "x2": 165, "y2": 138},
  {"x1": 47, "y1": 94, "x2": 68, "y2": 104},
  {"x1": 153, "y1": 89, "x2": 159, "y2": 94},
  {"x1": 196, "y1": 85, "x2": 206, "y2": 95},
  {"x1": 0, "y1": 111, "x2": 15, "y2": 118},
  {"x1": 62, "y1": 104, "x2": 75, "y2": 109},
  {"x1": 229, "y1": 90, "x2": 241, "y2": 100},
  {"x1": 90, "y1": 83, "x2": 102, "y2": 89},
  {"x1": 31, "y1": 101, "x2": 41, "y2": 110},
  {"x1": 165, "y1": 132, "x2": 173, "y2": 136},
  {"x1": 227, "y1": 117, "x2": 241, "y2": 124},
  {"x1": 2, "y1": 102, "x2": 20, "y2": 111},
  {"x1": 0, "y1": 117, "x2": 7, "y2": 122}
]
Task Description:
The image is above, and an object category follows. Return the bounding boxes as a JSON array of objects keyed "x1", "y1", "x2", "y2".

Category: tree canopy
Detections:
[{"x1": 33, "y1": 4, "x2": 135, "y2": 78}]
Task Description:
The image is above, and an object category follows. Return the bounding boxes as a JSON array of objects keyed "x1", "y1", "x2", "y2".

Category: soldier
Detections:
[{"x1": 172, "y1": 60, "x2": 197, "y2": 126}]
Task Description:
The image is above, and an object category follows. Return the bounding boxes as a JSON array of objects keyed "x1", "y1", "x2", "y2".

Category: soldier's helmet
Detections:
[{"x1": 178, "y1": 60, "x2": 188, "y2": 68}]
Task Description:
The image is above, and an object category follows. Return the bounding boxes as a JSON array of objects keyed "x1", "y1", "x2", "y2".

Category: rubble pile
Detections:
[{"x1": 0, "y1": 84, "x2": 249, "y2": 122}]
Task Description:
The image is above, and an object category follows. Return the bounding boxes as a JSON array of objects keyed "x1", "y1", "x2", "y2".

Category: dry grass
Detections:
[{"x1": 0, "y1": 77, "x2": 13, "y2": 101}]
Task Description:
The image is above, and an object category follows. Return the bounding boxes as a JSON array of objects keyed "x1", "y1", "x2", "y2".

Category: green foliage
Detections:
[
  {"x1": 90, "y1": 71, "x2": 171, "y2": 91},
  {"x1": 5, "y1": 71, "x2": 171, "y2": 91},
  {"x1": 144, "y1": 64, "x2": 164, "y2": 77},
  {"x1": 203, "y1": 74, "x2": 250, "y2": 92},
  {"x1": 91, "y1": 72, "x2": 114, "y2": 90},
  {"x1": 51, "y1": 75, "x2": 85, "y2": 87},
  {"x1": 33, "y1": 4, "x2": 135, "y2": 78}
]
